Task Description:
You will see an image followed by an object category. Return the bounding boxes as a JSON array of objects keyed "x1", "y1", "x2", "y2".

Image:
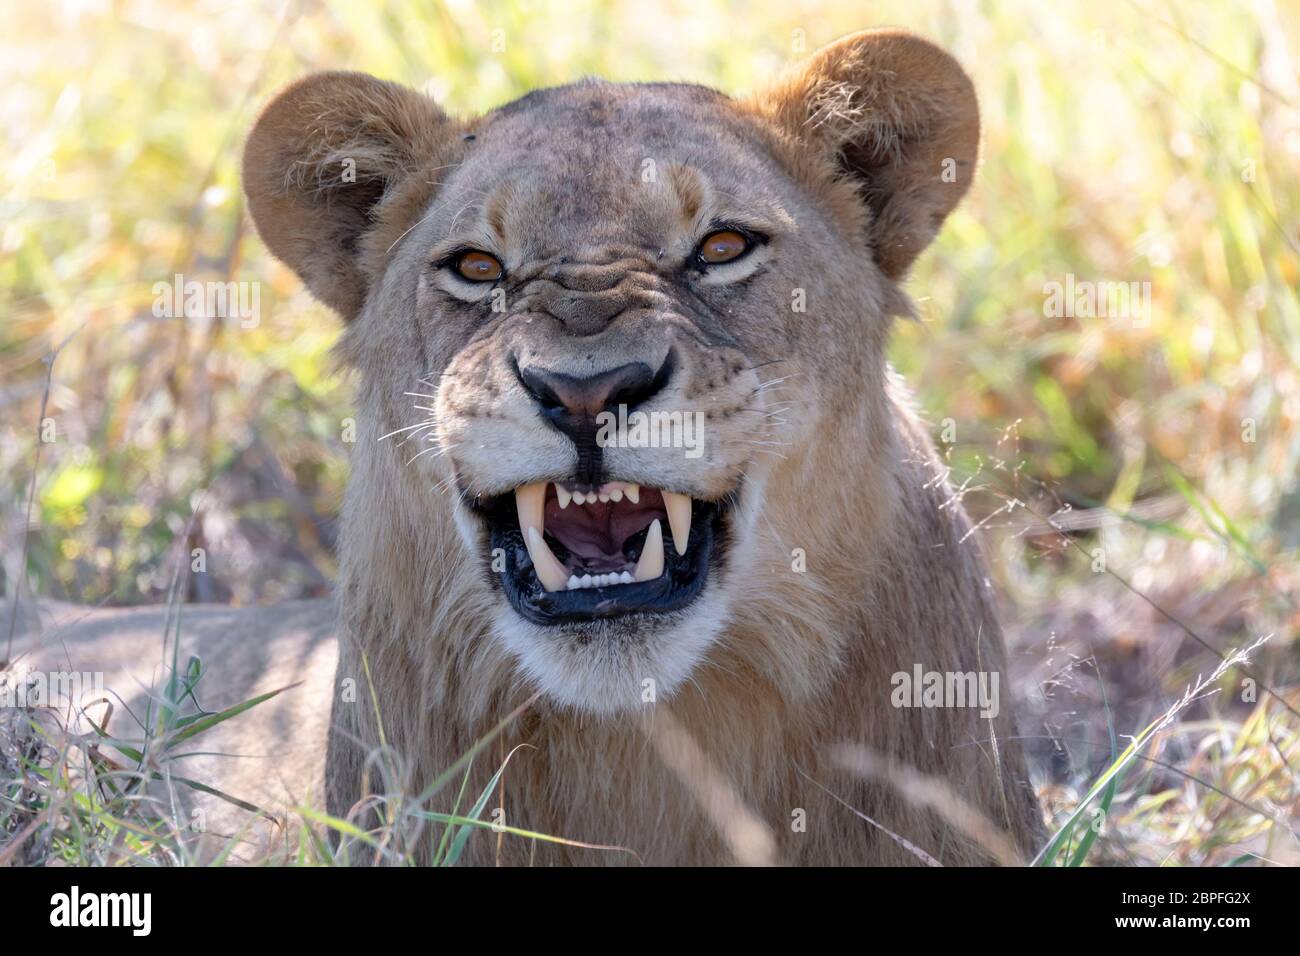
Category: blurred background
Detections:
[{"x1": 2, "y1": 0, "x2": 1298, "y2": 864}]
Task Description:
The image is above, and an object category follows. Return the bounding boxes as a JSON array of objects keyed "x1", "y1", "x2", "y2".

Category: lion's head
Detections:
[{"x1": 243, "y1": 30, "x2": 978, "y2": 714}]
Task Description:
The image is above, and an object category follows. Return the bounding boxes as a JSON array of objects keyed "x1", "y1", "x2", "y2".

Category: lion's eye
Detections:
[
  {"x1": 454, "y1": 250, "x2": 504, "y2": 282},
  {"x1": 696, "y1": 230, "x2": 750, "y2": 265}
]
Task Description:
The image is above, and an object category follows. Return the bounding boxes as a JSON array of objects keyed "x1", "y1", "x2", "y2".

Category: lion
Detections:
[{"x1": 9, "y1": 29, "x2": 1042, "y2": 865}]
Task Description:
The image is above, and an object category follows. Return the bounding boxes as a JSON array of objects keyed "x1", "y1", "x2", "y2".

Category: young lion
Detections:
[{"x1": 16, "y1": 30, "x2": 1043, "y2": 865}]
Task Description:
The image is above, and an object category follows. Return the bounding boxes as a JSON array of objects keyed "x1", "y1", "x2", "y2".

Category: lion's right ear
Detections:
[{"x1": 242, "y1": 72, "x2": 454, "y2": 320}]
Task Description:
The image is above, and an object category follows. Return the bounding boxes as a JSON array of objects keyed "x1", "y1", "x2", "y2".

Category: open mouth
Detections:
[{"x1": 476, "y1": 481, "x2": 728, "y2": 625}]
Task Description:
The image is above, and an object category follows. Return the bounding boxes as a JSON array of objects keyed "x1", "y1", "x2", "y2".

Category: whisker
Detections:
[
  {"x1": 405, "y1": 445, "x2": 443, "y2": 466},
  {"x1": 407, "y1": 441, "x2": 458, "y2": 468},
  {"x1": 394, "y1": 424, "x2": 437, "y2": 449},
  {"x1": 378, "y1": 420, "x2": 438, "y2": 441}
]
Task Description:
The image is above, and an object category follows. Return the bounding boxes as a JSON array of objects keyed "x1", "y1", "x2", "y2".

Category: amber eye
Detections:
[
  {"x1": 455, "y1": 250, "x2": 503, "y2": 282},
  {"x1": 697, "y1": 230, "x2": 750, "y2": 265}
]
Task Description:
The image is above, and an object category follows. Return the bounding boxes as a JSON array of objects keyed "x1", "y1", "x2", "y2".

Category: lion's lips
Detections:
[
  {"x1": 515, "y1": 482, "x2": 691, "y2": 591},
  {"x1": 477, "y1": 482, "x2": 725, "y2": 626}
]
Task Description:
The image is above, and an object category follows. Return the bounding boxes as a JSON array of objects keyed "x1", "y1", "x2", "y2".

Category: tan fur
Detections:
[{"x1": 14, "y1": 30, "x2": 1042, "y2": 865}]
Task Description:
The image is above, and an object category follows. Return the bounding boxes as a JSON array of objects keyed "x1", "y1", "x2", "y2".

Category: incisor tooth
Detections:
[
  {"x1": 609, "y1": 489, "x2": 623, "y2": 502},
  {"x1": 663, "y1": 491, "x2": 692, "y2": 556},
  {"x1": 634, "y1": 519, "x2": 664, "y2": 582},
  {"x1": 526, "y1": 526, "x2": 569, "y2": 592},
  {"x1": 515, "y1": 483, "x2": 546, "y2": 539},
  {"x1": 625, "y1": 484, "x2": 640, "y2": 504},
  {"x1": 556, "y1": 484, "x2": 572, "y2": 509}
]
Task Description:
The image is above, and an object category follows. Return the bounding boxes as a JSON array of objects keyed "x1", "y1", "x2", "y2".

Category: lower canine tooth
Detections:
[
  {"x1": 633, "y1": 519, "x2": 665, "y2": 582},
  {"x1": 526, "y1": 526, "x2": 570, "y2": 592},
  {"x1": 663, "y1": 491, "x2": 692, "y2": 556}
]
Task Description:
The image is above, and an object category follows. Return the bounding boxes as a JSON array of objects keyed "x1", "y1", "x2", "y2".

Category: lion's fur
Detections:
[{"x1": 11, "y1": 30, "x2": 1042, "y2": 865}]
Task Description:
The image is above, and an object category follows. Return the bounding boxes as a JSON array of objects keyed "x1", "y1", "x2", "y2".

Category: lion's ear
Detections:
[
  {"x1": 242, "y1": 72, "x2": 454, "y2": 320},
  {"x1": 756, "y1": 30, "x2": 979, "y2": 279}
]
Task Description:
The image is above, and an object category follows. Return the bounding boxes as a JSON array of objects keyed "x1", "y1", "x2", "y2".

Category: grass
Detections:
[
  {"x1": 2, "y1": 0, "x2": 1298, "y2": 864},
  {"x1": 1, "y1": 608, "x2": 635, "y2": 865},
  {"x1": 2, "y1": 614, "x2": 1288, "y2": 865}
]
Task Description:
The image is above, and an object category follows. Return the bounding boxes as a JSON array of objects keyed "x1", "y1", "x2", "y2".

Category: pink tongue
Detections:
[{"x1": 543, "y1": 494, "x2": 666, "y2": 572}]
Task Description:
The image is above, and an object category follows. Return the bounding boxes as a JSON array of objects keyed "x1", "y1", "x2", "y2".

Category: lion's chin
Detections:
[{"x1": 489, "y1": 592, "x2": 731, "y2": 714}]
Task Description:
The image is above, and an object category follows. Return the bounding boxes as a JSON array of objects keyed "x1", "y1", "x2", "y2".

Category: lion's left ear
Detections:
[{"x1": 754, "y1": 29, "x2": 979, "y2": 279}]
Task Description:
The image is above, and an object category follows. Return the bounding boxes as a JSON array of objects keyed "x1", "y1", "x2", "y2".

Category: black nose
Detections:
[
  {"x1": 519, "y1": 360, "x2": 670, "y2": 418},
  {"x1": 516, "y1": 355, "x2": 674, "y2": 483}
]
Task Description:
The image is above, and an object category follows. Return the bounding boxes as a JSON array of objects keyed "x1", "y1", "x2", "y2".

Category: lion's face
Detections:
[
  {"x1": 410, "y1": 84, "x2": 887, "y2": 711},
  {"x1": 244, "y1": 32, "x2": 979, "y2": 713}
]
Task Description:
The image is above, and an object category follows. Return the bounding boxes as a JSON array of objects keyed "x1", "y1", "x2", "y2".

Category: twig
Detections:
[{"x1": 4, "y1": 328, "x2": 80, "y2": 665}]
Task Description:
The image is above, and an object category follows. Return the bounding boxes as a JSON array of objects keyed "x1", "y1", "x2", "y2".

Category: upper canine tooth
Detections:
[
  {"x1": 515, "y1": 483, "x2": 546, "y2": 538},
  {"x1": 625, "y1": 484, "x2": 640, "y2": 504},
  {"x1": 633, "y1": 519, "x2": 664, "y2": 582},
  {"x1": 663, "y1": 491, "x2": 692, "y2": 556},
  {"x1": 526, "y1": 526, "x2": 570, "y2": 592},
  {"x1": 556, "y1": 484, "x2": 572, "y2": 509}
]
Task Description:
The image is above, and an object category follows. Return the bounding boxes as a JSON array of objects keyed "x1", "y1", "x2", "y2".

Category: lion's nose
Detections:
[
  {"x1": 519, "y1": 358, "x2": 671, "y2": 419},
  {"x1": 515, "y1": 356, "x2": 674, "y2": 471}
]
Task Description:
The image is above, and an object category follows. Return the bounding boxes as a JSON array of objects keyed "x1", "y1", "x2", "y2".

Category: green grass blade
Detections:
[
  {"x1": 443, "y1": 743, "x2": 533, "y2": 866},
  {"x1": 165, "y1": 684, "x2": 297, "y2": 749}
]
